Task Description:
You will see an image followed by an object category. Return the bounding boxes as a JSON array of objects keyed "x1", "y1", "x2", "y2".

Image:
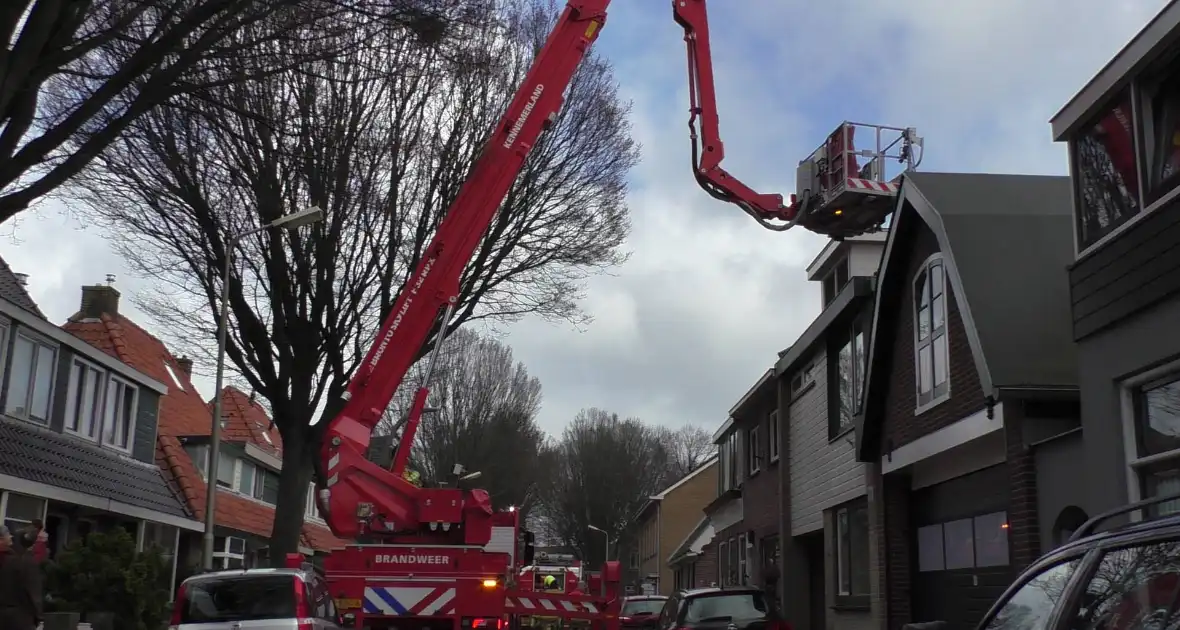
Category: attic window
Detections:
[
  {"x1": 259, "y1": 426, "x2": 274, "y2": 445},
  {"x1": 163, "y1": 362, "x2": 185, "y2": 391},
  {"x1": 822, "y1": 257, "x2": 850, "y2": 307}
]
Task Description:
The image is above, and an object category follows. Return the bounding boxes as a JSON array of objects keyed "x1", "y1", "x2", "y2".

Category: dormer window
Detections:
[{"x1": 822, "y1": 257, "x2": 850, "y2": 307}]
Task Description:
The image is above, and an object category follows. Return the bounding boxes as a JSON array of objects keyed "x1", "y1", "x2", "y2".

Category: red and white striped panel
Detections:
[
  {"x1": 845, "y1": 178, "x2": 899, "y2": 193},
  {"x1": 506, "y1": 595, "x2": 600, "y2": 615}
]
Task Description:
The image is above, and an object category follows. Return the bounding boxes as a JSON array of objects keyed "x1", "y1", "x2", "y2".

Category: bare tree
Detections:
[
  {"x1": 656, "y1": 424, "x2": 714, "y2": 481},
  {"x1": 1, "y1": 0, "x2": 361, "y2": 223},
  {"x1": 381, "y1": 328, "x2": 549, "y2": 512},
  {"x1": 537, "y1": 409, "x2": 669, "y2": 566},
  {"x1": 71, "y1": 0, "x2": 636, "y2": 561}
]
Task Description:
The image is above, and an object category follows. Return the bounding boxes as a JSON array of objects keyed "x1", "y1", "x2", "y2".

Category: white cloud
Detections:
[{"x1": 0, "y1": 0, "x2": 1166, "y2": 437}]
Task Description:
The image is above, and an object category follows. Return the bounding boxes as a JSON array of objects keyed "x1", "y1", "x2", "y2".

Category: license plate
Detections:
[{"x1": 336, "y1": 598, "x2": 362, "y2": 610}]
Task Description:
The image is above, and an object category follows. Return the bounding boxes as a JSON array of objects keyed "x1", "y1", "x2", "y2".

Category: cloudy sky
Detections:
[{"x1": 0, "y1": 0, "x2": 1166, "y2": 437}]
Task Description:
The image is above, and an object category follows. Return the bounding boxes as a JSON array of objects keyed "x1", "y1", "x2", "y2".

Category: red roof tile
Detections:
[{"x1": 64, "y1": 314, "x2": 347, "y2": 552}]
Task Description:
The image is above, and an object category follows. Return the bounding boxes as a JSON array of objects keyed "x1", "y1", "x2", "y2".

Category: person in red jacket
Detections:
[{"x1": 19, "y1": 521, "x2": 47, "y2": 564}]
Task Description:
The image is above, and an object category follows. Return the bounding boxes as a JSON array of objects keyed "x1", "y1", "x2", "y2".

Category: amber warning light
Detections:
[{"x1": 482, "y1": 579, "x2": 499, "y2": 588}]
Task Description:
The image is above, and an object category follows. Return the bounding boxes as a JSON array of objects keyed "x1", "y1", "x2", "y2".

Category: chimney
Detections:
[
  {"x1": 12, "y1": 273, "x2": 27, "y2": 287},
  {"x1": 175, "y1": 356, "x2": 193, "y2": 376},
  {"x1": 79, "y1": 284, "x2": 120, "y2": 318}
]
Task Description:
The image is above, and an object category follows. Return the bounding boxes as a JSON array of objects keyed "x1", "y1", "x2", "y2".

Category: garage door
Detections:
[{"x1": 911, "y1": 464, "x2": 1011, "y2": 630}]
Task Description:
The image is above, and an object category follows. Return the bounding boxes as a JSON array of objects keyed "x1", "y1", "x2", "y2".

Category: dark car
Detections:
[
  {"x1": 621, "y1": 596, "x2": 667, "y2": 629},
  {"x1": 961, "y1": 493, "x2": 1180, "y2": 630},
  {"x1": 656, "y1": 586, "x2": 785, "y2": 630}
]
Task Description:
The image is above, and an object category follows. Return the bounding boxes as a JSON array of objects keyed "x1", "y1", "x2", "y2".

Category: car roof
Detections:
[
  {"x1": 182, "y1": 567, "x2": 312, "y2": 585},
  {"x1": 1058, "y1": 511, "x2": 1180, "y2": 554},
  {"x1": 624, "y1": 596, "x2": 667, "y2": 601},
  {"x1": 679, "y1": 586, "x2": 763, "y2": 598}
]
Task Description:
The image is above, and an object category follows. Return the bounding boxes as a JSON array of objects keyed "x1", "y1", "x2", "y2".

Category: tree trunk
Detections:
[{"x1": 270, "y1": 428, "x2": 314, "y2": 567}]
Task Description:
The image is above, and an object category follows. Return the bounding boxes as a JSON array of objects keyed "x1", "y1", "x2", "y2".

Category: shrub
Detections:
[{"x1": 43, "y1": 527, "x2": 172, "y2": 630}]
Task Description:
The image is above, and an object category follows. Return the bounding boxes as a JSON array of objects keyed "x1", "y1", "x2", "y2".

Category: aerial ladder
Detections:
[{"x1": 311, "y1": 1, "x2": 922, "y2": 628}]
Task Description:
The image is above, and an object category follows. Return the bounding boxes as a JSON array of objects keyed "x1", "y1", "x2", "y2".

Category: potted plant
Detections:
[{"x1": 44, "y1": 527, "x2": 172, "y2": 630}]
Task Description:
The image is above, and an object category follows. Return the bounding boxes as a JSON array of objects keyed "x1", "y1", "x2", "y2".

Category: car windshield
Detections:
[
  {"x1": 684, "y1": 593, "x2": 768, "y2": 623},
  {"x1": 623, "y1": 599, "x2": 666, "y2": 615},
  {"x1": 180, "y1": 575, "x2": 298, "y2": 623}
]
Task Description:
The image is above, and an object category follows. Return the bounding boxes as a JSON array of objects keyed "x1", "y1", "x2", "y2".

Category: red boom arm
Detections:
[{"x1": 318, "y1": 0, "x2": 794, "y2": 542}]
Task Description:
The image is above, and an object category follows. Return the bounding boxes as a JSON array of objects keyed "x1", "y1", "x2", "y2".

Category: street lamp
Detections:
[
  {"x1": 588, "y1": 525, "x2": 610, "y2": 597},
  {"x1": 202, "y1": 205, "x2": 326, "y2": 570}
]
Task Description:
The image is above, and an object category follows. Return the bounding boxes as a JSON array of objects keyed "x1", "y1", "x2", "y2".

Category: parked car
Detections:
[
  {"x1": 656, "y1": 586, "x2": 785, "y2": 630},
  {"x1": 168, "y1": 564, "x2": 342, "y2": 629},
  {"x1": 621, "y1": 596, "x2": 667, "y2": 629},
  {"x1": 970, "y1": 493, "x2": 1180, "y2": 630}
]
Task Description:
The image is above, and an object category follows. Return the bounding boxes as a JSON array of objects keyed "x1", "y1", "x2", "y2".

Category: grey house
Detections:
[
  {"x1": 1049, "y1": 0, "x2": 1180, "y2": 521},
  {"x1": 772, "y1": 233, "x2": 884, "y2": 630},
  {"x1": 852, "y1": 173, "x2": 1079, "y2": 630},
  {"x1": 0, "y1": 259, "x2": 199, "y2": 579}
]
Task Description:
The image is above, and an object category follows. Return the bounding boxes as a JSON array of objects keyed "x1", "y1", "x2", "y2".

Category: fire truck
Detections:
[{"x1": 305, "y1": 0, "x2": 922, "y2": 629}]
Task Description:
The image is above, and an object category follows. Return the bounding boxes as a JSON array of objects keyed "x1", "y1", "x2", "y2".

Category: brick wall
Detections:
[
  {"x1": 874, "y1": 473, "x2": 911, "y2": 630},
  {"x1": 1005, "y1": 403, "x2": 1040, "y2": 572},
  {"x1": 658, "y1": 461, "x2": 719, "y2": 594},
  {"x1": 695, "y1": 541, "x2": 719, "y2": 587},
  {"x1": 880, "y1": 226, "x2": 986, "y2": 457},
  {"x1": 739, "y1": 394, "x2": 780, "y2": 539}
]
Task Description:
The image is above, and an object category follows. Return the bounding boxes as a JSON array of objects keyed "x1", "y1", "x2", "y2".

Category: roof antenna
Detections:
[{"x1": 105, "y1": 274, "x2": 116, "y2": 286}]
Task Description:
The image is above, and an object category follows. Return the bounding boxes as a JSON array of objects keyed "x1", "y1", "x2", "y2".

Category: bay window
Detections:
[
  {"x1": 1073, "y1": 90, "x2": 1141, "y2": 250},
  {"x1": 65, "y1": 360, "x2": 104, "y2": 440},
  {"x1": 102, "y1": 376, "x2": 136, "y2": 449},
  {"x1": 914, "y1": 255, "x2": 949, "y2": 410},
  {"x1": 830, "y1": 318, "x2": 866, "y2": 437}
]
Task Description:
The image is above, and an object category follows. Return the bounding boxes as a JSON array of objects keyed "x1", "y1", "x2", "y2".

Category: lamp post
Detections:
[
  {"x1": 588, "y1": 524, "x2": 610, "y2": 597},
  {"x1": 202, "y1": 206, "x2": 325, "y2": 570}
]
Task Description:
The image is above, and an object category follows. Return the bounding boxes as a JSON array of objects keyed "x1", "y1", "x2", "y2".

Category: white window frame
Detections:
[
  {"x1": 215, "y1": 454, "x2": 236, "y2": 489},
  {"x1": 1120, "y1": 358, "x2": 1180, "y2": 516},
  {"x1": 5, "y1": 331, "x2": 57, "y2": 425},
  {"x1": 0, "y1": 491, "x2": 48, "y2": 529},
  {"x1": 836, "y1": 507, "x2": 851, "y2": 595},
  {"x1": 913, "y1": 254, "x2": 950, "y2": 413},
  {"x1": 718, "y1": 539, "x2": 729, "y2": 585},
  {"x1": 305, "y1": 482, "x2": 324, "y2": 522},
  {"x1": 790, "y1": 357, "x2": 817, "y2": 397},
  {"x1": 768, "y1": 410, "x2": 780, "y2": 463},
  {"x1": 64, "y1": 357, "x2": 106, "y2": 442},
  {"x1": 101, "y1": 375, "x2": 138, "y2": 452},
  {"x1": 213, "y1": 535, "x2": 247, "y2": 569},
  {"x1": 747, "y1": 425, "x2": 760, "y2": 475},
  {"x1": 235, "y1": 459, "x2": 257, "y2": 496}
]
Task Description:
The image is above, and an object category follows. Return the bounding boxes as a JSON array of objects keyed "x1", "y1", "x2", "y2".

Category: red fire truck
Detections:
[
  {"x1": 305, "y1": 0, "x2": 920, "y2": 629},
  {"x1": 517, "y1": 553, "x2": 584, "y2": 630}
]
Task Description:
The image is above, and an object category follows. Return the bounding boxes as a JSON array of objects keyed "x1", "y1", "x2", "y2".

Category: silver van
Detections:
[{"x1": 169, "y1": 565, "x2": 343, "y2": 629}]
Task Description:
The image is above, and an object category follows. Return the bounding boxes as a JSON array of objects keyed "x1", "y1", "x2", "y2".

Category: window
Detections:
[
  {"x1": 237, "y1": 460, "x2": 256, "y2": 495},
  {"x1": 718, "y1": 430, "x2": 741, "y2": 493},
  {"x1": 217, "y1": 455, "x2": 235, "y2": 489},
  {"x1": 6, "y1": 333, "x2": 56, "y2": 423},
  {"x1": 747, "y1": 426, "x2": 760, "y2": 475},
  {"x1": 980, "y1": 559, "x2": 1079, "y2": 630},
  {"x1": 830, "y1": 319, "x2": 866, "y2": 437},
  {"x1": 917, "y1": 511, "x2": 1009, "y2": 572},
  {"x1": 768, "y1": 411, "x2": 780, "y2": 463},
  {"x1": 718, "y1": 540, "x2": 729, "y2": 586},
  {"x1": 760, "y1": 535, "x2": 780, "y2": 577},
  {"x1": 913, "y1": 257, "x2": 949, "y2": 409},
  {"x1": 1072, "y1": 539, "x2": 1180, "y2": 630},
  {"x1": 102, "y1": 376, "x2": 136, "y2": 449},
  {"x1": 163, "y1": 362, "x2": 185, "y2": 391},
  {"x1": 305, "y1": 483, "x2": 323, "y2": 521},
  {"x1": 186, "y1": 444, "x2": 210, "y2": 476},
  {"x1": 1073, "y1": 90, "x2": 1141, "y2": 251},
  {"x1": 834, "y1": 499, "x2": 869, "y2": 605},
  {"x1": 738, "y1": 533, "x2": 748, "y2": 585},
  {"x1": 1, "y1": 491, "x2": 46, "y2": 537},
  {"x1": 212, "y1": 535, "x2": 247, "y2": 570},
  {"x1": 141, "y1": 521, "x2": 178, "y2": 569},
  {"x1": 65, "y1": 359, "x2": 104, "y2": 440},
  {"x1": 822, "y1": 257, "x2": 850, "y2": 307},
  {"x1": 790, "y1": 357, "x2": 817, "y2": 397},
  {"x1": 1131, "y1": 374, "x2": 1180, "y2": 516}
]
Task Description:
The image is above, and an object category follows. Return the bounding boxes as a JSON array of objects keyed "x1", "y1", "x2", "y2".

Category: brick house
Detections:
[
  {"x1": 707, "y1": 368, "x2": 781, "y2": 594},
  {"x1": 0, "y1": 262, "x2": 200, "y2": 591},
  {"x1": 62, "y1": 284, "x2": 345, "y2": 578},
  {"x1": 852, "y1": 173, "x2": 1080, "y2": 630},
  {"x1": 1048, "y1": 0, "x2": 1180, "y2": 523},
  {"x1": 632, "y1": 457, "x2": 718, "y2": 595},
  {"x1": 772, "y1": 233, "x2": 884, "y2": 630}
]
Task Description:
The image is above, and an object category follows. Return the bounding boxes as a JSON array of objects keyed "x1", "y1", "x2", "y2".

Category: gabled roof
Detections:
[
  {"x1": 855, "y1": 172, "x2": 1078, "y2": 460},
  {"x1": 0, "y1": 256, "x2": 44, "y2": 319},
  {"x1": 64, "y1": 312, "x2": 345, "y2": 552},
  {"x1": 667, "y1": 516, "x2": 715, "y2": 566},
  {"x1": 632, "y1": 456, "x2": 719, "y2": 524}
]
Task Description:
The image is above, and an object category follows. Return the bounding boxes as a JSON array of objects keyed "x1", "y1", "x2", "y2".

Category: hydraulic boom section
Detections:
[
  {"x1": 318, "y1": 1, "x2": 612, "y2": 542},
  {"x1": 674, "y1": 0, "x2": 799, "y2": 231}
]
